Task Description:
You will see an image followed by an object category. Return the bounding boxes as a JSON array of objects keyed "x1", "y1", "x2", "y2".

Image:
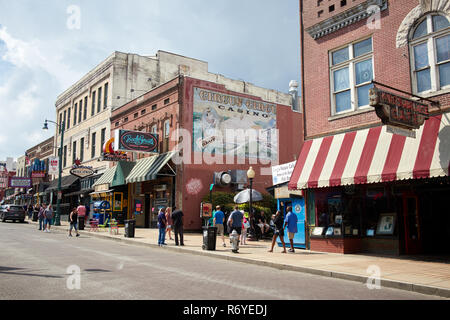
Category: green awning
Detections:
[
  {"x1": 92, "y1": 161, "x2": 136, "y2": 188},
  {"x1": 126, "y1": 151, "x2": 176, "y2": 184}
]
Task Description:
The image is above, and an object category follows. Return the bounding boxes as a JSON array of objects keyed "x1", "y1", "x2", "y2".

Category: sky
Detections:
[{"x1": 0, "y1": 0, "x2": 300, "y2": 162}]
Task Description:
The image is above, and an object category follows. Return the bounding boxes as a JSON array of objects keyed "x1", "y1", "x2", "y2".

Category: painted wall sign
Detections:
[
  {"x1": 8, "y1": 177, "x2": 32, "y2": 188},
  {"x1": 114, "y1": 130, "x2": 158, "y2": 154},
  {"x1": 192, "y1": 87, "x2": 278, "y2": 160},
  {"x1": 70, "y1": 166, "x2": 95, "y2": 178},
  {"x1": 369, "y1": 87, "x2": 429, "y2": 130}
]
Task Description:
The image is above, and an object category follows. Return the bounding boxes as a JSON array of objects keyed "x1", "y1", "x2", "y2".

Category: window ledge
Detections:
[
  {"x1": 328, "y1": 107, "x2": 373, "y2": 122},
  {"x1": 414, "y1": 87, "x2": 450, "y2": 99}
]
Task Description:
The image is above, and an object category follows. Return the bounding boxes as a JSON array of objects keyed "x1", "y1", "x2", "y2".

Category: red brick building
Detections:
[
  {"x1": 108, "y1": 75, "x2": 303, "y2": 230},
  {"x1": 290, "y1": 0, "x2": 450, "y2": 255}
]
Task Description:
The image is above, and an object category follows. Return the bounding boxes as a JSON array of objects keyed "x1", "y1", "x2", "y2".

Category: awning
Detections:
[
  {"x1": 89, "y1": 190, "x2": 114, "y2": 196},
  {"x1": 45, "y1": 175, "x2": 79, "y2": 192},
  {"x1": 289, "y1": 113, "x2": 450, "y2": 190},
  {"x1": 92, "y1": 161, "x2": 136, "y2": 188},
  {"x1": 126, "y1": 151, "x2": 176, "y2": 184},
  {"x1": 64, "y1": 189, "x2": 94, "y2": 197}
]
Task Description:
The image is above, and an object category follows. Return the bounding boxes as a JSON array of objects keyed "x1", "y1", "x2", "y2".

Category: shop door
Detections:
[
  {"x1": 144, "y1": 194, "x2": 150, "y2": 228},
  {"x1": 403, "y1": 194, "x2": 422, "y2": 254}
]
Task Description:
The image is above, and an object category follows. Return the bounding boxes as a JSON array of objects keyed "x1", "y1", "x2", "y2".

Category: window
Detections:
[
  {"x1": 91, "y1": 132, "x2": 96, "y2": 159},
  {"x1": 72, "y1": 141, "x2": 77, "y2": 164},
  {"x1": 91, "y1": 91, "x2": 96, "y2": 116},
  {"x1": 67, "y1": 107, "x2": 71, "y2": 129},
  {"x1": 63, "y1": 110, "x2": 67, "y2": 129},
  {"x1": 79, "y1": 99, "x2": 83, "y2": 123},
  {"x1": 74, "y1": 103, "x2": 78, "y2": 126},
  {"x1": 104, "y1": 83, "x2": 108, "y2": 109},
  {"x1": 115, "y1": 121, "x2": 120, "y2": 127},
  {"x1": 80, "y1": 138, "x2": 84, "y2": 162},
  {"x1": 330, "y1": 37, "x2": 373, "y2": 115},
  {"x1": 63, "y1": 145, "x2": 67, "y2": 167},
  {"x1": 84, "y1": 97, "x2": 87, "y2": 120},
  {"x1": 100, "y1": 128, "x2": 106, "y2": 156},
  {"x1": 141, "y1": 109, "x2": 146, "y2": 115},
  {"x1": 134, "y1": 112, "x2": 138, "y2": 119},
  {"x1": 97, "y1": 87, "x2": 102, "y2": 113},
  {"x1": 164, "y1": 120, "x2": 170, "y2": 138},
  {"x1": 124, "y1": 117, "x2": 128, "y2": 123},
  {"x1": 151, "y1": 125, "x2": 157, "y2": 134},
  {"x1": 164, "y1": 98, "x2": 170, "y2": 105},
  {"x1": 410, "y1": 14, "x2": 450, "y2": 94},
  {"x1": 59, "y1": 113, "x2": 62, "y2": 134},
  {"x1": 151, "y1": 104, "x2": 157, "y2": 111}
]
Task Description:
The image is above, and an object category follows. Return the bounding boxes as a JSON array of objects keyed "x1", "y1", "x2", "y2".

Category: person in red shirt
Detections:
[{"x1": 77, "y1": 204, "x2": 86, "y2": 228}]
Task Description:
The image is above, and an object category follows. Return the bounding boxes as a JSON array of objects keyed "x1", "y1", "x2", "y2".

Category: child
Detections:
[{"x1": 241, "y1": 212, "x2": 250, "y2": 245}]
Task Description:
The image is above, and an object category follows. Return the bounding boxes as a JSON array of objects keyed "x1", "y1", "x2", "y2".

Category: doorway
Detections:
[
  {"x1": 144, "y1": 194, "x2": 150, "y2": 228},
  {"x1": 402, "y1": 194, "x2": 422, "y2": 254}
]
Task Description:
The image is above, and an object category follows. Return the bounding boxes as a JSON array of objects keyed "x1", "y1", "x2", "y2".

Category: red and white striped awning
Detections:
[{"x1": 288, "y1": 112, "x2": 450, "y2": 190}]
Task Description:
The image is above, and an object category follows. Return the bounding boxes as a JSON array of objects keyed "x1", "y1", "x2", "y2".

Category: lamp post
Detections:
[
  {"x1": 43, "y1": 119, "x2": 64, "y2": 226},
  {"x1": 247, "y1": 166, "x2": 255, "y2": 238}
]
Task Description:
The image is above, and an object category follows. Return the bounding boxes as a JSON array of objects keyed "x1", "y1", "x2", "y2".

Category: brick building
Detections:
[
  {"x1": 289, "y1": 0, "x2": 450, "y2": 255},
  {"x1": 98, "y1": 71, "x2": 303, "y2": 230}
]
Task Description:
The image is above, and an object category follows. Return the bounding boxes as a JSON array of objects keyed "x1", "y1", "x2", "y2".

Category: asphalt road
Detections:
[{"x1": 0, "y1": 221, "x2": 443, "y2": 300}]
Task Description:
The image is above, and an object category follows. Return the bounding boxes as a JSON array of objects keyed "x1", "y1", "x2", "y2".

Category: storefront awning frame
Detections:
[{"x1": 125, "y1": 151, "x2": 176, "y2": 184}]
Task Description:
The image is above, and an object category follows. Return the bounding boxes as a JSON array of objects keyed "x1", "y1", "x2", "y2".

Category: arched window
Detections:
[{"x1": 410, "y1": 14, "x2": 450, "y2": 94}]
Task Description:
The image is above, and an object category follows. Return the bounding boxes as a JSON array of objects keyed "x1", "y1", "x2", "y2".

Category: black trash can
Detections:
[
  {"x1": 202, "y1": 226, "x2": 217, "y2": 250},
  {"x1": 32, "y1": 210, "x2": 38, "y2": 222},
  {"x1": 78, "y1": 216, "x2": 85, "y2": 230},
  {"x1": 124, "y1": 219, "x2": 136, "y2": 238}
]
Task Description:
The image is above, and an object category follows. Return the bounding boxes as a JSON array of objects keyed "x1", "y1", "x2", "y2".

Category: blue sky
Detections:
[{"x1": 0, "y1": 0, "x2": 300, "y2": 161}]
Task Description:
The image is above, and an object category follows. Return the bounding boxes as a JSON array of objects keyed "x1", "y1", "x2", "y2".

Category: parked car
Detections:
[{"x1": 0, "y1": 205, "x2": 26, "y2": 223}]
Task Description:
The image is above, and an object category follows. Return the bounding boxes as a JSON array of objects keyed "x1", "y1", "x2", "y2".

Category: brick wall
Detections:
[
  {"x1": 310, "y1": 237, "x2": 362, "y2": 253},
  {"x1": 301, "y1": 0, "x2": 450, "y2": 139}
]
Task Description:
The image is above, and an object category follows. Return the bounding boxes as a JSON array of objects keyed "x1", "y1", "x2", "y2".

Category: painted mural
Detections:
[{"x1": 192, "y1": 87, "x2": 278, "y2": 160}]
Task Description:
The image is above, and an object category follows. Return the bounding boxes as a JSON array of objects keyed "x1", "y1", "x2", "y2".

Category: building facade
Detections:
[
  {"x1": 289, "y1": 0, "x2": 450, "y2": 255},
  {"x1": 103, "y1": 70, "x2": 303, "y2": 230}
]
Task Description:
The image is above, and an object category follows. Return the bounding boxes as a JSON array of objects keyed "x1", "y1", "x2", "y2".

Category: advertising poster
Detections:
[
  {"x1": 48, "y1": 156, "x2": 59, "y2": 175},
  {"x1": 192, "y1": 87, "x2": 278, "y2": 160}
]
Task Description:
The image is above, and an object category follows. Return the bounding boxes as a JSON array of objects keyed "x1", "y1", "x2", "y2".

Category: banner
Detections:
[
  {"x1": 48, "y1": 156, "x2": 59, "y2": 175},
  {"x1": 271, "y1": 161, "x2": 296, "y2": 185}
]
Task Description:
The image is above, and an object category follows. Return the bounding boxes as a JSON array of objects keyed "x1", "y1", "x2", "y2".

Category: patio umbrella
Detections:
[{"x1": 233, "y1": 189, "x2": 263, "y2": 204}]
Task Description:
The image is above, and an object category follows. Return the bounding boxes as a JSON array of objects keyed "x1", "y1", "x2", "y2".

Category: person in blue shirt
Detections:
[
  {"x1": 283, "y1": 206, "x2": 298, "y2": 253},
  {"x1": 213, "y1": 205, "x2": 226, "y2": 247},
  {"x1": 157, "y1": 208, "x2": 167, "y2": 246}
]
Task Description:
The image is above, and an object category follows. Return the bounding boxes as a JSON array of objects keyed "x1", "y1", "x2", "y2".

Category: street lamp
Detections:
[
  {"x1": 43, "y1": 119, "x2": 64, "y2": 226},
  {"x1": 247, "y1": 166, "x2": 256, "y2": 238}
]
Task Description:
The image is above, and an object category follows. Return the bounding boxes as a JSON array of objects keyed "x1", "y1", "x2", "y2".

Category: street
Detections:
[{"x1": 0, "y1": 222, "x2": 443, "y2": 300}]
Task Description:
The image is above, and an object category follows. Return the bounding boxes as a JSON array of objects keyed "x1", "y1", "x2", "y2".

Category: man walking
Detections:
[
  {"x1": 228, "y1": 206, "x2": 244, "y2": 238},
  {"x1": 283, "y1": 206, "x2": 298, "y2": 253},
  {"x1": 38, "y1": 203, "x2": 46, "y2": 231},
  {"x1": 213, "y1": 205, "x2": 226, "y2": 247},
  {"x1": 157, "y1": 208, "x2": 167, "y2": 246},
  {"x1": 44, "y1": 204, "x2": 54, "y2": 233},
  {"x1": 171, "y1": 207, "x2": 184, "y2": 246}
]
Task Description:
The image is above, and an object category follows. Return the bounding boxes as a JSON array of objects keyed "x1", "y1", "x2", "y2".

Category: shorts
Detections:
[
  {"x1": 275, "y1": 229, "x2": 285, "y2": 237},
  {"x1": 215, "y1": 224, "x2": 224, "y2": 236},
  {"x1": 288, "y1": 232, "x2": 295, "y2": 240},
  {"x1": 44, "y1": 218, "x2": 53, "y2": 225},
  {"x1": 230, "y1": 227, "x2": 242, "y2": 235},
  {"x1": 70, "y1": 222, "x2": 78, "y2": 231}
]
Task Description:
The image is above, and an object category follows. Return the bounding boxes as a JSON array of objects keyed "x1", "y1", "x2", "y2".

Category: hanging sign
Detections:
[
  {"x1": 48, "y1": 156, "x2": 59, "y2": 175},
  {"x1": 369, "y1": 87, "x2": 429, "y2": 130},
  {"x1": 102, "y1": 137, "x2": 129, "y2": 161},
  {"x1": 8, "y1": 177, "x2": 32, "y2": 188},
  {"x1": 70, "y1": 166, "x2": 95, "y2": 178},
  {"x1": 114, "y1": 129, "x2": 159, "y2": 154}
]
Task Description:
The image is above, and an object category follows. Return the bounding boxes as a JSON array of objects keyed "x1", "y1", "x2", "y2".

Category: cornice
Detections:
[{"x1": 306, "y1": 0, "x2": 388, "y2": 40}]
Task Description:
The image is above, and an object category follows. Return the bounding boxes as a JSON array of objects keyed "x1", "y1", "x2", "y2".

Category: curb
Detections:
[{"x1": 24, "y1": 221, "x2": 450, "y2": 299}]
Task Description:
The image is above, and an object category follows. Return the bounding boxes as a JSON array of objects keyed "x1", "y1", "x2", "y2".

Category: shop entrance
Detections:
[
  {"x1": 144, "y1": 194, "x2": 151, "y2": 228},
  {"x1": 402, "y1": 194, "x2": 422, "y2": 255}
]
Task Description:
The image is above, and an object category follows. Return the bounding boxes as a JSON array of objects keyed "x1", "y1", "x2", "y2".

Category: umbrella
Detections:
[{"x1": 233, "y1": 189, "x2": 263, "y2": 204}]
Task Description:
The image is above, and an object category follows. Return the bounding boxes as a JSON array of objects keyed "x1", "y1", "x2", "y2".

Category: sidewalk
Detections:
[{"x1": 28, "y1": 219, "x2": 450, "y2": 298}]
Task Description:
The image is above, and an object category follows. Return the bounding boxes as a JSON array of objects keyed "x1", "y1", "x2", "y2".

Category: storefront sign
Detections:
[
  {"x1": 102, "y1": 137, "x2": 129, "y2": 162},
  {"x1": 271, "y1": 161, "x2": 297, "y2": 185},
  {"x1": 48, "y1": 156, "x2": 59, "y2": 175},
  {"x1": 31, "y1": 172, "x2": 46, "y2": 178},
  {"x1": 8, "y1": 177, "x2": 32, "y2": 188},
  {"x1": 70, "y1": 166, "x2": 95, "y2": 178},
  {"x1": 114, "y1": 129, "x2": 158, "y2": 154},
  {"x1": 369, "y1": 87, "x2": 429, "y2": 130}
]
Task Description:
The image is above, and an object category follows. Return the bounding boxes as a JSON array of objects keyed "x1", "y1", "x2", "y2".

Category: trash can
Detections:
[
  {"x1": 78, "y1": 216, "x2": 85, "y2": 230},
  {"x1": 32, "y1": 210, "x2": 38, "y2": 222},
  {"x1": 124, "y1": 219, "x2": 135, "y2": 238},
  {"x1": 202, "y1": 226, "x2": 217, "y2": 250}
]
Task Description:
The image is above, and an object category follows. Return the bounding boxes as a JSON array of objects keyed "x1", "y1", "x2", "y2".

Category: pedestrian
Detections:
[
  {"x1": 213, "y1": 205, "x2": 226, "y2": 247},
  {"x1": 77, "y1": 203, "x2": 86, "y2": 229},
  {"x1": 268, "y1": 210, "x2": 287, "y2": 253},
  {"x1": 171, "y1": 207, "x2": 184, "y2": 246},
  {"x1": 283, "y1": 206, "x2": 298, "y2": 253},
  {"x1": 165, "y1": 207, "x2": 174, "y2": 241},
  {"x1": 228, "y1": 206, "x2": 244, "y2": 237},
  {"x1": 68, "y1": 207, "x2": 80, "y2": 237},
  {"x1": 44, "y1": 204, "x2": 54, "y2": 233},
  {"x1": 241, "y1": 212, "x2": 250, "y2": 245},
  {"x1": 38, "y1": 203, "x2": 46, "y2": 231},
  {"x1": 27, "y1": 204, "x2": 33, "y2": 220},
  {"x1": 157, "y1": 208, "x2": 167, "y2": 246}
]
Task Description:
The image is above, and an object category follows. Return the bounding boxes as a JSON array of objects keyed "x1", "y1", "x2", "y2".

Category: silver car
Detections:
[{"x1": 0, "y1": 205, "x2": 26, "y2": 223}]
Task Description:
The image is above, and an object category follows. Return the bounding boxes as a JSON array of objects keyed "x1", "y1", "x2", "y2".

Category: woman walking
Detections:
[
  {"x1": 268, "y1": 210, "x2": 287, "y2": 253},
  {"x1": 165, "y1": 207, "x2": 174, "y2": 241},
  {"x1": 68, "y1": 207, "x2": 80, "y2": 237}
]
